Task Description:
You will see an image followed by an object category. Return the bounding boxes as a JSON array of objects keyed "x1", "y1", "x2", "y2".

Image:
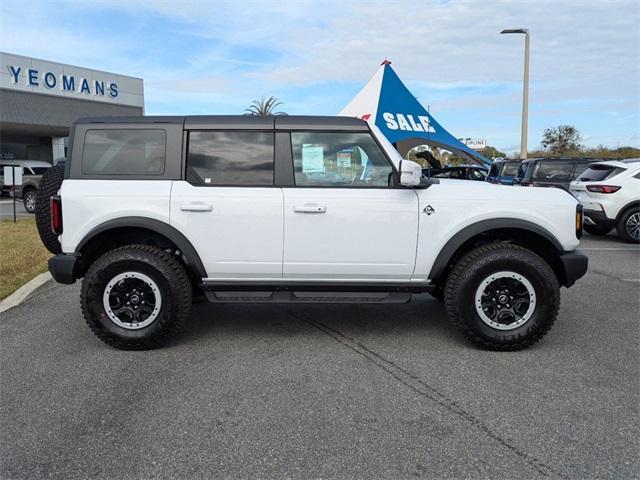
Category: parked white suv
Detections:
[
  {"x1": 38, "y1": 116, "x2": 588, "y2": 351},
  {"x1": 569, "y1": 159, "x2": 640, "y2": 243}
]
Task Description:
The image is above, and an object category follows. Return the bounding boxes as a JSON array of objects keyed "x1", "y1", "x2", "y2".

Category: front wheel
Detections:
[
  {"x1": 444, "y1": 243, "x2": 560, "y2": 350},
  {"x1": 617, "y1": 207, "x2": 640, "y2": 243},
  {"x1": 81, "y1": 245, "x2": 192, "y2": 350}
]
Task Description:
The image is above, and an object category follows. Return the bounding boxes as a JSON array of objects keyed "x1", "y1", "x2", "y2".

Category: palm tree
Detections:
[{"x1": 244, "y1": 96, "x2": 286, "y2": 116}]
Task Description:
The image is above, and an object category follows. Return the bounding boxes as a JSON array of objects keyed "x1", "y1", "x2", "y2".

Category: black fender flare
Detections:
[
  {"x1": 76, "y1": 216, "x2": 207, "y2": 277},
  {"x1": 428, "y1": 218, "x2": 564, "y2": 280}
]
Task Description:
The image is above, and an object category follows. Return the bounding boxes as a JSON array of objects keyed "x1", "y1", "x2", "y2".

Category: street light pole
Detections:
[{"x1": 501, "y1": 28, "x2": 530, "y2": 159}]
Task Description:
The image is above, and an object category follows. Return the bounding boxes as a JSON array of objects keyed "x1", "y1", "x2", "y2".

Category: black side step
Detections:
[{"x1": 204, "y1": 291, "x2": 413, "y2": 304}]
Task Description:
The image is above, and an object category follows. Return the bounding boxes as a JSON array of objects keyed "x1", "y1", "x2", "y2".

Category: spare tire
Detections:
[{"x1": 35, "y1": 164, "x2": 65, "y2": 254}]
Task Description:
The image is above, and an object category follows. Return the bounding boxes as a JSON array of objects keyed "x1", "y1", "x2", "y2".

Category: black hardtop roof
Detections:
[{"x1": 75, "y1": 115, "x2": 369, "y2": 131}]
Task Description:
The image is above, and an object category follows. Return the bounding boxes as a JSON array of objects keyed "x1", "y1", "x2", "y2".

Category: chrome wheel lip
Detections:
[
  {"x1": 474, "y1": 271, "x2": 536, "y2": 331},
  {"x1": 626, "y1": 212, "x2": 640, "y2": 240},
  {"x1": 103, "y1": 272, "x2": 162, "y2": 330}
]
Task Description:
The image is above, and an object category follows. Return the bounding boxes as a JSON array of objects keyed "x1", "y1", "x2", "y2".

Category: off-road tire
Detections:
[
  {"x1": 22, "y1": 188, "x2": 37, "y2": 214},
  {"x1": 584, "y1": 224, "x2": 612, "y2": 236},
  {"x1": 444, "y1": 243, "x2": 560, "y2": 351},
  {"x1": 35, "y1": 164, "x2": 65, "y2": 253},
  {"x1": 617, "y1": 207, "x2": 640, "y2": 244},
  {"x1": 81, "y1": 245, "x2": 192, "y2": 350}
]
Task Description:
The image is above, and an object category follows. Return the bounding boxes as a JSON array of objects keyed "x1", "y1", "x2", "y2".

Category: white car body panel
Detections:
[
  {"x1": 59, "y1": 180, "x2": 172, "y2": 253},
  {"x1": 412, "y1": 180, "x2": 580, "y2": 280},
  {"x1": 170, "y1": 181, "x2": 283, "y2": 279},
  {"x1": 282, "y1": 187, "x2": 419, "y2": 281}
]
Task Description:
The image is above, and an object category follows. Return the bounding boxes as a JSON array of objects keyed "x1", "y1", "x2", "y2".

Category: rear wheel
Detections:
[
  {"x1": 617, "y1": 207, "x2": 640, "y2": 243},
  {"x1": 81, "y1": 245, "x2": 192, "y2": 350},
  {"x1": 22, "y1": 189, "x2": 37, "y2": 213},
  {"x1": 584, "y1": 224, "x2": 612, "y2": 236},
  {"x1": 35, "y1": 164, "x2": 65, "y2": 253},
  {"x1": 444, "y1": 243, "x2": 560, "y2": 350}
]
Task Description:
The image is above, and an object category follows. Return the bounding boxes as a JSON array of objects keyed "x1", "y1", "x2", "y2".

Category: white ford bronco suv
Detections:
[{"x1": 37, "y1": 115, "x2": 588, "y2": 351}]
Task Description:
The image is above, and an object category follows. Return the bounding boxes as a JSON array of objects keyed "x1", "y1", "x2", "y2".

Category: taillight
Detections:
[
  {"x1": 576, "y1": 204, "x2": 583, "y2": 239},
  {"x1": 586, "y1": 185, "x2": 621, "y2": 194},
  {"x1": 50, "y1": 195, "x2": 62, "y2": 235}
]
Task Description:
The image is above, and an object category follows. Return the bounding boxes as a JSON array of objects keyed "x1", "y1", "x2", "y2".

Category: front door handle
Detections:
[
  {"x1": 181, "y1": 202, "x2": 213, "y2": 212},
  {"x1": 293, "y1": 204, "x2": 327, "y2": 214}
]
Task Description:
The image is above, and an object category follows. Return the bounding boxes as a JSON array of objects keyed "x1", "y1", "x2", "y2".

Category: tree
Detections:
[
  {"x1": 541, "y1": 125, "x2": 583, "y2": 155},
  {"x1": 244, "y1": 96, "x2": 286, "y2": 116},
  {"x1": 480, "y1": 145, "x2": 507, "y2": 160}
]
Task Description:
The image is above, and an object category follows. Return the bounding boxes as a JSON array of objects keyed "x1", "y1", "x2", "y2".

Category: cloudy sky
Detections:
[{"x1": 1, "y1": 0, "x2": 638, "y2": 153}]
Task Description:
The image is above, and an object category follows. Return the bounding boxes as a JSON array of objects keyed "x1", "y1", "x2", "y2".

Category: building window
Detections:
[{"x1": 186, "y1": 131, "x2": 274, "y2": 186}]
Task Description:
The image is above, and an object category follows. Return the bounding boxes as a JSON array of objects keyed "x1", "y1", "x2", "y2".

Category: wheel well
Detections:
[
  {"x1": 76, "y1": 227, "x2": 201, "y2": 289},
  {"x1": 433, "y1": 228, "x2": 565, "y2": 286},
  {"x1": 616, "y1": 201, "x2": 640, "y2": 223}
]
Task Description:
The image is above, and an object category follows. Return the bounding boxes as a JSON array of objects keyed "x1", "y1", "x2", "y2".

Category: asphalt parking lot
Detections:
[
  {"x1": 1, "y1": 233, "x2": 638, "y2": 479},
  {"x1": 0, "y1": 198, "x2": 30, "y2": 220}
]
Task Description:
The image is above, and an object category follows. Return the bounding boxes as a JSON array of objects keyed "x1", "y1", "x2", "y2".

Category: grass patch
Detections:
[{"x1": 0, "y1": 218, "x2": 50, "y2": 301}]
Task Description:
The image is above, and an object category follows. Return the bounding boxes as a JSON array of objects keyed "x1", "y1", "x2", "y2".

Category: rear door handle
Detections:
[
  {"x1": 293, "y1": 204, "x2": 327, "y2": 214},
  {"x1": 181, "y1": 202, "x2": 213, "y2": 212}
]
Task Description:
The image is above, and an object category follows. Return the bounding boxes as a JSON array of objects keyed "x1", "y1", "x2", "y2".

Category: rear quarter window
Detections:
[
  {"x1": 533, "y1": 161, "x2": 573, "y2": 181},
  {"x1": 577, "y1": 165, "x2": 623, "y2": 182},
  {"x1": 82, "y1": 129, "x2": 166, "y2": 175},
  {"x1": 502, "y1": 163, "x2": 520, "y2": 176}
]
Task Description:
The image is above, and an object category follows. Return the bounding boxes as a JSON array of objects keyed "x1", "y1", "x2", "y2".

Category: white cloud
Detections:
[{"x1": 1, "y1": 0, "x2": 638, "y2": 148}]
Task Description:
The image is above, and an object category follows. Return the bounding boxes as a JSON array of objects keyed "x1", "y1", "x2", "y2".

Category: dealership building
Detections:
[{"x1": 0, "y1": 52, "x2": 144, "y2": 163}]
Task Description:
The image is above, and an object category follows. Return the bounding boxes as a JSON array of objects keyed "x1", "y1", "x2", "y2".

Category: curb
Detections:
[{"x1": 0, "y1": 272, "x2": 53, "y2": 314}]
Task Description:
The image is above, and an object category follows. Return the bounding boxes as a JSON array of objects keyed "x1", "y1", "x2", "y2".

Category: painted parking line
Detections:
[{"x1": 582, "y1": 247, "x2": 640, "y2": 251}]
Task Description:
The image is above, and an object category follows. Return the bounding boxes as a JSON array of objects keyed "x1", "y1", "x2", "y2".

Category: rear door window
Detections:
[
  {"x1": 82, "y1": 129, "x2": 166, "y2": 175},
  {"x1": 186, "y1": 131, "x2": 274, "y2": 186}
]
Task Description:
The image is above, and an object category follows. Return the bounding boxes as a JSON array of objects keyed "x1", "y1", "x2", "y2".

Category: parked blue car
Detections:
[{"x1": 487, "y1": 160, "x2": 520, "y2": 185}]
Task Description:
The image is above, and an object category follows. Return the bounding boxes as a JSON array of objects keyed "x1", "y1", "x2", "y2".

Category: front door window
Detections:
[{"x1": 290, "y1": 132, "x2": 394, "y2": 187}]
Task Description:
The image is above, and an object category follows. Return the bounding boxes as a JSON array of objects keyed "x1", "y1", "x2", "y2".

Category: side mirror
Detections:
[{"x1": 399, "y1": 160, "x2": 423, "y2": 187}]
